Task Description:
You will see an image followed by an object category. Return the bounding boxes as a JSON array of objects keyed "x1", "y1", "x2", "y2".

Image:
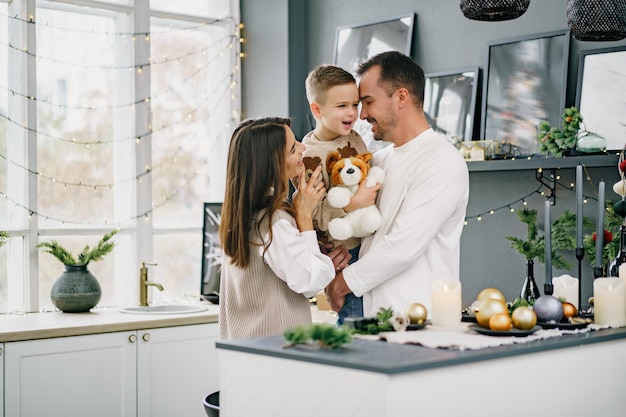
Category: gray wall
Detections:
[{"x1": 241, "y1": 0, "x2": 626, "y2": 307}]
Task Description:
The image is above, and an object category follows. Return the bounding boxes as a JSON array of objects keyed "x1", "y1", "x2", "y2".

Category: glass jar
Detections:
[{"x1": 577, "y1": 132, "x2": 607, "y2": 153}]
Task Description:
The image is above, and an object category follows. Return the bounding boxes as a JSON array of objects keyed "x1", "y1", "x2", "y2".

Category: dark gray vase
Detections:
[{"x1": 51, "y1": 264, "x2": 102, "y2": 313}]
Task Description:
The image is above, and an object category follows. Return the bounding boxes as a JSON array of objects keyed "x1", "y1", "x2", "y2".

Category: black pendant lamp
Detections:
[
  {"x1": 460, "y1": 0, "x2": 531, "y2": 21},
  {"x1": 567, "y1": 0, "x2": 626, "y2": 41}
]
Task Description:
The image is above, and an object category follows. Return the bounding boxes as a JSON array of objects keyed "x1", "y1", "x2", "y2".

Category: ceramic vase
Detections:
[{"x1": 50, "y1": 264, "x2": 102, "y2": 313}]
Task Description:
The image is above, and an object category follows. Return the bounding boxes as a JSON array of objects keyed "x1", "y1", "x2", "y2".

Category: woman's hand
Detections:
[{"x1": 293, "y1": 165, "x2": 325, "y2": 231}]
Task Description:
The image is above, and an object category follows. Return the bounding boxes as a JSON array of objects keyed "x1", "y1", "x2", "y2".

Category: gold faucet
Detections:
[{"x1": 139, "y1": 262, "x2": 164, "y2": 306}]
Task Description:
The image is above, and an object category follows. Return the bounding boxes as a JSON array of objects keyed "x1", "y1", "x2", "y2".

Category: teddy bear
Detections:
[{"x1": 325, "y1": 150, "x2": 385, "y2": 240}]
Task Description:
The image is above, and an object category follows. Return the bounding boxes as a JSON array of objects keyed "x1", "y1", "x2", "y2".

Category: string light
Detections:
[
  {"x1": 0, "y1": 11, "x2": 235, "y2": 37},
  {"x1": 465, "y1": 176, "x2": 598, "y2": 225},
  {"x1": 0, "y1": 14, "x2": 242, "y2": 226}
]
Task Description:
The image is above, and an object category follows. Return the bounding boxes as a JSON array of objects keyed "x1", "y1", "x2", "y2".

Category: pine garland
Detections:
[{"x1": 38, "y1": 230, "x2": 118, "y2": 266}]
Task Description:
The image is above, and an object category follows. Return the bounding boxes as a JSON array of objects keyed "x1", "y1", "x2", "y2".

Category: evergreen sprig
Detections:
[
  {"x1": 0, "y1": 230, "x2": 9, "y2": 248},
  {"x1": 506, "y1": 208, "x2": 576, "y2": 269},
  {"x1": 38, "y1": 230, "x2": 118, "y2": 266},
  {"x1": 351, "y1": 306, "x2": 396, "y2": 335},
  {"x1": 283, "y1": 323, "x2": 352, "y2": 349}
]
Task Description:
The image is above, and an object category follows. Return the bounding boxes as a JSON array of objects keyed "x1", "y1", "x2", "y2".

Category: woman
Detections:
[{"x1": 218, "y1": 117, "x2": 349, "y2": 340}]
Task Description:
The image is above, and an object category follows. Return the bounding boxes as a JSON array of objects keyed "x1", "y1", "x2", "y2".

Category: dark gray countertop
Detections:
[{"x1": 216, "y1": 326, "x2": 626, "y2": 375}]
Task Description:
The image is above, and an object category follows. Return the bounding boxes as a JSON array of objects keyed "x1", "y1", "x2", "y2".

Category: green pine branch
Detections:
[
  {"x1": 0, "y1": 230, "x2": 9, "y2": 248},
  {"x1": 584, "y1": 199, "x2": 622, "y2": 267},
  {"x1": 283, "y1": 323, "x2": 353, "y2": 349},
  {"x1": 506, "y1": 208, "x2": 576, "y2": 270},
  {"x1": 38, "y1": 230, "x2": 118, "y2": 266}
]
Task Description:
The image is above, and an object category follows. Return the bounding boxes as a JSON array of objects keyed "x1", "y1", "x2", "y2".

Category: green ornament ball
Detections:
[{"x1": 613, "y1": 200, "x2": 626, "y2": 219}]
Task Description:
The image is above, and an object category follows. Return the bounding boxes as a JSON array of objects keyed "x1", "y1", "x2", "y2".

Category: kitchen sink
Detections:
[{"x1": 119, "y1": 304, "x2": 209, "y2": 315}]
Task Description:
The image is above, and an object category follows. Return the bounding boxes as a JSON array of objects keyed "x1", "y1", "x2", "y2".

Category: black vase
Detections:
[
  {"x1": 50, "y1": 264, "x2": 102, "y2": 313},
  {"x1": 520, "y1": 259, "x2": 541, "y2": 303}
]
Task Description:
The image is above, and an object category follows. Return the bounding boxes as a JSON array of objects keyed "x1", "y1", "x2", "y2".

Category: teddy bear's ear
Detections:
[
  {"x1": 357, "y1": 152, "x2": 373, "y2": 164},
  {"x1": 326, "y1": 151, "x2": 341, "y2": 175}
]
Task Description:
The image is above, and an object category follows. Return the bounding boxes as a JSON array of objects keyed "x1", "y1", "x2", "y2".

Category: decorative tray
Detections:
[
  {"x1": 537, "y1": 320, "x2": 590, "y2": 330},
  {"x1": 468, "y1": 324, "x2": 541, "y2": 337}
]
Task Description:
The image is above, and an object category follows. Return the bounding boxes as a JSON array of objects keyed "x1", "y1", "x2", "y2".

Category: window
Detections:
[{"x1": 0, "y1": 0, "x2": 240, "y2": 313}]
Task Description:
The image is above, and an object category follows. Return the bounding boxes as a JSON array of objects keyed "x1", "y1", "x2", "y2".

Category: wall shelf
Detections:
[{"x1": 467, "y1": 153, "x2": 619, "y2": 172}]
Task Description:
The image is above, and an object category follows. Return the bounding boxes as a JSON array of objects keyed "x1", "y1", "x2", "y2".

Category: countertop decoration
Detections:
[
  {"x1": 584, "y1": 198, "x2": 624, "y2": 271},
  {"x1": 282, "y1": 322, "x2": 352, "y2": 349},
  {"x1": 506, "y1": 207, "x2": 577, "y2": 301},
  {"x1": 585, "y1": 145, "x2": 626, "y2": 274},
  {"x1": 38, "y1": 230, "x2": 118, "y2": 313}
]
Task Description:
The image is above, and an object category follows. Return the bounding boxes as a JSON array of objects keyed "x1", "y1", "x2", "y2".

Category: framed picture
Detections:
[
  {"x1": 424, "y1": 67, "x2": 480, "y2": 144},
  {"x1": 200, "y1": 202, "x2": 222, "y2": 303},
  {"x1": 576, "y1": 45, "x2": 626, "y2": 152},
  {"x1": 333, "y1": 13, "x2": 415, "y2": 75},
  {"x1": 334, "y1": 13, "x2": 415, "y2": 152},
  {"x1": 481, "y1": 30, "x2": 570, "y2": 156}
]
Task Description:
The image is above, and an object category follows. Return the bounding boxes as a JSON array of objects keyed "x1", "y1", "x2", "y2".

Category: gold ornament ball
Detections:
[
  {"x1": 511, "y1": 306, "x2": 537, "y2": 330},
  {"x1": 405, "y1": 303, "x2": 428, "y2": 324},
  {"x1": 476, "y1": 287, "x2": 506, "y2": 304},
  {"x1": 475, "y1": 299, "x2": 508, "y2": 328}
]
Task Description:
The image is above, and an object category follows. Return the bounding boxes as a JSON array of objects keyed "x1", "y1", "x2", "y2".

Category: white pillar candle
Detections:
[
  {"x1": 619, "y1": 263, "x2": 626, "y2": 280},
  {"x1": 552, "y1": 275, "x2": 579, "y2": 309},
  {"x1": 431, "y1": 279, "x2": 462, "y2": 328},
  {"x1": 593, "y1": 278, "x2": 626, "y2": 327}
]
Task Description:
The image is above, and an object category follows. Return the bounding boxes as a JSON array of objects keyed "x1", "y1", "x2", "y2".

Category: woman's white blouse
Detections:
[{"x1": 259, "y1": 216, "x2": 335, "y2": 299}]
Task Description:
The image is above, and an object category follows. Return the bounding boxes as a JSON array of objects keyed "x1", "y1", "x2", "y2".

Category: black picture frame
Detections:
[
  {"x1": 333, "y1": 13, "x2": 415, "y2": 152},
  {"x1": 481, "y1": 30, "x2": 570, "y2": 156},
  {"x1": 333, "y1": 13, "x2": 416, "y2": 76},
  {"x1": 575, "y1": 45, "x2": 626, "y2": 152},
  {"x1": 424, "y1": 67, "x2": 481, "y2": 144},
  {"x1": 200, "y1": 202, "x2": 222, "y2": 303}
]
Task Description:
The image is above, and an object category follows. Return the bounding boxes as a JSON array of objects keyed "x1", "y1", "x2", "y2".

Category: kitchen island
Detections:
[{"x1": 216, "y1": 324, "x2": 626, "y2": 417}]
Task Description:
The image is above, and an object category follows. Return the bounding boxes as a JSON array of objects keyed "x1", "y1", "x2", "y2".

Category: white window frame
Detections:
[{"x1": 2, "y1": 0, "x2": 240, "y2": 312}]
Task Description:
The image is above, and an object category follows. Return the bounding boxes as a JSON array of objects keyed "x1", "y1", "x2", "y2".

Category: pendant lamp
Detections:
[
  {"x1": 567, "y1": 0, "x2": 626, "y2": 41},
  {"x1": 460, "y1": 0, "x2": 531, "y2": 21}
]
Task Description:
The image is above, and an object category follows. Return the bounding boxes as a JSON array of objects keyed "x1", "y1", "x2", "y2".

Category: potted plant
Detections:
[
  {"x1": 38, "y1": 230, "x2": 118, "y2": 313},
  {"x1": 506, "y1": 208, "x2": 577, "y2": 302},
  {"x1": 538, "y1": 106, "x2": 605, "y2": 157}
]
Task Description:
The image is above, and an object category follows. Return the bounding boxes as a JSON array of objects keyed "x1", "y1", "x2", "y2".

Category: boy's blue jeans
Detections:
[{"x1": 337, "y1": 246, "x2": 363, "y2": 325}]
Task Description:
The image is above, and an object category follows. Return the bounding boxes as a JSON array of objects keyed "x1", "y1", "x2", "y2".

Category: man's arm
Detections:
[{"x1": 326, "y1": 271, "x2": 351, "y2": 312}]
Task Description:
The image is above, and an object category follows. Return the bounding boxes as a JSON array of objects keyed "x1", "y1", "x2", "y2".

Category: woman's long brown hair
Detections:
[{"x1": 219, "y1": 117, "x2": 295, "y2": 269}]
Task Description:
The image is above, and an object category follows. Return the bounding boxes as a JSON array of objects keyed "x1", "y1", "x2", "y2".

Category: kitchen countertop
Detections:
[
  {"x1": 217, "y1": 324, "x2": 626, "y2": 374},
  {"x1": 0, "y1": 303, "x2": 219, "y2": 342}
]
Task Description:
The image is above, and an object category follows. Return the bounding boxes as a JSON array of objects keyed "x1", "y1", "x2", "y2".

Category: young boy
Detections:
[{"x1": 302, "y1": 64, "x2": 376, "y2": 324}]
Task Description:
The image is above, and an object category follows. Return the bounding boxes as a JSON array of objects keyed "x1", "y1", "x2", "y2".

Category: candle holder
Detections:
[
  {"x1": 576, "y1": 247, "x2": 584, "y2": 309},
  {"x1": 594, "y1": 266, "x2": 604, "y2": 278}
]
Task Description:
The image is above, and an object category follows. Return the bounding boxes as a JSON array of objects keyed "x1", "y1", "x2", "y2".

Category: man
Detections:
[{"x1": 326, "y1": 51, "x2": 470, "y2": 318}]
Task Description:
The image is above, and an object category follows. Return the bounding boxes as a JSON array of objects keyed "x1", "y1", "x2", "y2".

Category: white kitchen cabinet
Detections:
[
  {"x1": 4, "y1": 323, "x2": 218, "y2": 417},
  {"x1": 4, "y1": 331, "x2": 137, "y2": 417},
  {"x1": 137, "y1": 323, "x2": 219, "y2": 417}
]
